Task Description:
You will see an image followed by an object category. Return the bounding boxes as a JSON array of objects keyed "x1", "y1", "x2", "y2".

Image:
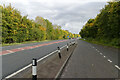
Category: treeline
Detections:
[
  {"x1": 1, "y1": 5, "x2": 79, "y2": 43},
  {"x1": 79, "y1": 2, "x2": 120, "y2": 47}
]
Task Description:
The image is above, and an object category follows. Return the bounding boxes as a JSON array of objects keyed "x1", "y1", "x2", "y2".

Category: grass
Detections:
[
  {"x1": 79, "y1": 38, "x2": 120, "y2": 49},
  {"x1": 2, "y1": 40, "x2": 51, "y2": 47}
]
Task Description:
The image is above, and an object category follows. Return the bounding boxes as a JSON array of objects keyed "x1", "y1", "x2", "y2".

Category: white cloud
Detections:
[{"x1": 0, "y1": 0, "x2": 109, "y2": 34}]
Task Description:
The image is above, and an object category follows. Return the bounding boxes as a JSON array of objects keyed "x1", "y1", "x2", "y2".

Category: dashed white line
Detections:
[
  {"x1": 103, "y1": 56, "x2": 106, "y2": 58},
  {"x1": 93, "y1": 47, "x2": 119, "y2": 71},
  {"x1": 100, "y1": 53, "x2": 103, "y2": 55},
  {"x1": 115, "y1": 65, "x2": 120, "y2": 70},
  {"x1": 17, "y1": 48, "x2": 21, "y2": 49},
  {"x1": 107, "y1": 59, "x2": 112, "y2": 63},
  {"x1": 6, "y1": 50, "x2": 14, "y2": 53},
  {"x1": 21, "y1": 48, "x2": 25, "y2": 50}
]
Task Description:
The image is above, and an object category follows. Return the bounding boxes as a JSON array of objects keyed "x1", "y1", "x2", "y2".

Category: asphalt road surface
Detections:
[
  {"x1": 61, "y1": 40, "x2": 119, "y2": 78},
  {"x1": 1, "y1": 39, "x2": 73, "y2": 79}
]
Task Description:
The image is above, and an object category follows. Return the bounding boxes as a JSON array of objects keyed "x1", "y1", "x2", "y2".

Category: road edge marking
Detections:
[
  {"x1": 1, "y1": 40, "x2": 68, "y2": 56},
  {"x1": 115, "y1": 65, "x2": 120, "y2": 70},
  {"x1": 4, "y1": 45, "x2": 67, "y2": 79}
]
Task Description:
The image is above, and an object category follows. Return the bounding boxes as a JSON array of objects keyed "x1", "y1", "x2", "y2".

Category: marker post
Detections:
[
  {"x1": 32, "y1": 58, "x2": 37, "y2": 80},
  {"x1": 58, "y1": 47, "x2": 61, "y2": 59},
  {"x1": 67, "y1": 43, "x2": 69, "y2": 51}
]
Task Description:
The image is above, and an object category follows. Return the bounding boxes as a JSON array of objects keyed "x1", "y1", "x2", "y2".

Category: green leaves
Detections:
[
  {"x1": 1, "y1": 4, "x2": 79, "y2": 44},
  {"x1": 79, "y1": 2, "x2": 120, "y2": 47}
]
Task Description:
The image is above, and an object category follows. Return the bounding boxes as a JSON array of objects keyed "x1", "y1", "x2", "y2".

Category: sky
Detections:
[{"x1": 1, "y1": 0, "x2": 110, "y2": 34}]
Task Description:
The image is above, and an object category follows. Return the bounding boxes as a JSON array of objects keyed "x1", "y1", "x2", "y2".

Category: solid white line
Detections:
[
  {"x1": 107, "y1": 59, "x2": 112, "y2": 63},
  {"x1": 6, "y1": 64, "x2": 32, "y2": 78},
  {"x1": 5, "y1": 45, "x2": 66, "y2": 79},
  {"x1": 115, "y1": 65, "x2": 120, "y2": 70},
  {"x1": 37, "y1": 50, "x2": 58, "y2": 62},
  {"x1": 60, "y1": 45, "x2": 67, "y2": 49}
]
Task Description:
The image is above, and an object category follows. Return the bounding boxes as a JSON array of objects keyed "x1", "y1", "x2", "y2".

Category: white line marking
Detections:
[
  {"x1": 1, "y1": 52, "x2": 14, "y2": 56},
  {"x1": 100, "y1": 53, "x2": 103, "y2": 55},
  {"x1": 17, "y1": 48, "x2": 21, "y2": 49},
  {"x1": 5, "y1": 45, "x2": 66, "y2": 79},
  {"x1": 6, "y1": 64, "x2": 32, "y2": 78},
  {"x1": 60, "y1": 45, "x2": 67, "y2": 49},
  {"x1": 103, "y1": 56, "x2": 106, "y2": 58},
  {"x1": 108, "y1": 59, "x2": 112, "y2": 63},
  {"x1": 37, "y1": 50, "x2": 58, "y2": 62},
  {"x1": 115, "y1": 65, "x2": 120, "y2": 70},
  {"x1": 21, "y1": 48, "x2": 24, "y2": 50},
  {"x1": 6, "y1": 50, "x2": 14, "y2": 53},
  {"x1": 2, "y1": 41, "x2": 67, "y2": 56}
]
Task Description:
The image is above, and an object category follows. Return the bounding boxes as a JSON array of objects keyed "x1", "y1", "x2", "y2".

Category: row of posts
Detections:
[{"x1": 32, "y1": 40, "x2": 77, "y2": 80}]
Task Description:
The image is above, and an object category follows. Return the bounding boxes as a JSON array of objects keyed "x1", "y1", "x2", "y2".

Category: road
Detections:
[
  {"x1": 61, "y1": 40, "x2": 119, "y2": 78},
  {"x1": 1, "y1": 39, "x2": 73, "y2": 79},
  {"x1": 1, "y1": 39, "x2": 119, "y2": 79}
]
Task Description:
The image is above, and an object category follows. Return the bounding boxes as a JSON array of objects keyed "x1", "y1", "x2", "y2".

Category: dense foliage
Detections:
[
  {"x1": 79, "y1": 2, "x2": 120, "y2": 47},
  {"x1": 1, "y1": 5, "x2": 80, "y2": 43}
]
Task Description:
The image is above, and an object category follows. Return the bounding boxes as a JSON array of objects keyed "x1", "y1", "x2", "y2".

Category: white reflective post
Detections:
[{"x1": 32, "y1": 58, "x2": 37, "y2": 80}]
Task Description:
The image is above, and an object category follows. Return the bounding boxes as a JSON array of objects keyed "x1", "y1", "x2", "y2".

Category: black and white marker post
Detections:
[
  {"x1": 58, "y1": 47, "x2": 61, "y2": 59},
  {"x1": 70, "y1": 42, "x2": 71, "y2": 46},
  {"x1": 32, "y1": 58, "x2": 37, "y2": 80},
  {"x1": 67, "y1": 43, "x2": 69, "y2": 51},
  {"x1": 73, "y1": 40, "x2": 75, "y2": 45}
]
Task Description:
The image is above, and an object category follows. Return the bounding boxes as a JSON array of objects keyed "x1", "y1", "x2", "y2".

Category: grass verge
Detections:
[
  {"x1": 2, "y1": 40, "x2": 51, "y2": 47},
  {"x1": 79, "y1": 38, "x2": 120, "y2": 49}
]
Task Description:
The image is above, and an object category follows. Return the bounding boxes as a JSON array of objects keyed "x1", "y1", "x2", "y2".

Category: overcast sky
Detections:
[{"x1": 1, "y1": 0, "x2": 110, "y2": 34}]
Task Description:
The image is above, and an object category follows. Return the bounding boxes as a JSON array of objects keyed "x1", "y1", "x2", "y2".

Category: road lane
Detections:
[
  {"x1": 1, "y1": 40, "x2": 69, "y2": 51},
  {"x1": 0, "y1": 40, "x2": 68, "y2": 55},
  {"x1": 2, "y1": 39, "x2": 73, "y2": 79},
  {"x1": 90, "y1": 43, "x2": 119, "y2": 65},
  {"x1": 61, "y1": 40, "x2": 119, "y2": 78}
]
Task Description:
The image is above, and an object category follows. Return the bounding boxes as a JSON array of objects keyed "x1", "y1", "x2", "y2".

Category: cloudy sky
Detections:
[{"x1": 1, "y1": 0, "x2": 110, "y2": 34}]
